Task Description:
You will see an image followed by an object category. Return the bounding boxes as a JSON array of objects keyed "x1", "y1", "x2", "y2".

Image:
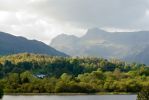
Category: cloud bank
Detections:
[{"x1": 0, "y1": 0, "x2": 149, "y2": 43}]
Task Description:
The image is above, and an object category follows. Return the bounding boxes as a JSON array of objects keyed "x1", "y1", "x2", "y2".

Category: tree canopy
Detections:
[{"x1": 0, "y1": 53, "x2": 148, "y2": 94}]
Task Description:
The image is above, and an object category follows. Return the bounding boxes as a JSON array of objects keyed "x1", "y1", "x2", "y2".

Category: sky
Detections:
[{"x1": 0, "y1": 0, "x2": 149, "y2": 44}]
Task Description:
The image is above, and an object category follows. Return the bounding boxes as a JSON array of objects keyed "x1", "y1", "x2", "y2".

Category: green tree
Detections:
[{"x1": 137, "y1": 86, "x2": 149, "y2": 100}]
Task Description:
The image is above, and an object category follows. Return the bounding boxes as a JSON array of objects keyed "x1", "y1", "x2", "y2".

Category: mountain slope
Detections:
[
  {"x1": 125, "y1": 46, "x2": 149, "y2": 65},
  {"x1": 0, "y1": 32, "x2": 67, "y2": 56},
  {"x1": 50, "y1": 28, "x2": 149, "y2": 64}
]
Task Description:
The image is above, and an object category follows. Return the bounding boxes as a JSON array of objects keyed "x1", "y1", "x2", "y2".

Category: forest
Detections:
[{"x1": 0, "y1": 53, "x2": 149, "y2": 94}]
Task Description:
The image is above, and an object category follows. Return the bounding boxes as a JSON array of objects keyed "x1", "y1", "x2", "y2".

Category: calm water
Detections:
[{"x1": 2, "y1": 95, "x2": 137, "y2": 100}]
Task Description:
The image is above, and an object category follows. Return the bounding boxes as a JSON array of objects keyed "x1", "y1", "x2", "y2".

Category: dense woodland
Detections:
[{"x1": 0, "y1": 53, "x2": 149, "y2": 93}]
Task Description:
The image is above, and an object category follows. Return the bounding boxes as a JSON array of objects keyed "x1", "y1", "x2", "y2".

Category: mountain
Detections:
[
  {"x1": 51, "y1": 34, "x2": 80, "y2": 56},
  {"x1": 50, "y1": 28, "x2": 149, "y2": 64},
  {"x1": 125, "y1": 46, "x2": 149, "y2": 65},
  {"x1": 0, "y1": 32, "x2": 67, "y2": 56}
]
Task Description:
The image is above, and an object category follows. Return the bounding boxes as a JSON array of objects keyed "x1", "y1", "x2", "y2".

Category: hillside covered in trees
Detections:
[{"x1": 0, "y1": 53, "x2": 149, "y2": 93}]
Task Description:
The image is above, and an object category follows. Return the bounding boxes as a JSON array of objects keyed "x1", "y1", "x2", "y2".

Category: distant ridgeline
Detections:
[
  {"x1": 51, "y1": 28, "x2": 149, "y2": 65},
  {"x1": 0, "y1": 53, "x2": 148, "y2": 93},
  {"x1": 0, "y1": 32, "x2": 67, "y2": 56}
]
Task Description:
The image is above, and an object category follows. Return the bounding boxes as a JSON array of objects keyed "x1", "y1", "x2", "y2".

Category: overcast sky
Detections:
[{"x1": 0, "y1": 0, "x2": 149, "y2": 44}]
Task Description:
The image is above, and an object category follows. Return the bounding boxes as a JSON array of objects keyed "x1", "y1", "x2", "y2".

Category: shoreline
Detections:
[{"x1": 4, "y1": 92, "x2": 137, "y2": 96}]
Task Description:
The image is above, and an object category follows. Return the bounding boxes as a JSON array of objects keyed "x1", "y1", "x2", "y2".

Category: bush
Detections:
[{"x1": 137, "y1": 86, "x2": 149, "y2": 100}]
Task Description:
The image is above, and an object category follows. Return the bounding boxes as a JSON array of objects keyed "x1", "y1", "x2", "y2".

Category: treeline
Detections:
[{"x1": 0, "y1": 53, "x2": 149, "y2": 93}]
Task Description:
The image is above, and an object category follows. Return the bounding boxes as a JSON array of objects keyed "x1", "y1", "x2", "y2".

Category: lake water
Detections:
[{"x1": 2, "y1": 95, "x2": 137, "y2": 100}]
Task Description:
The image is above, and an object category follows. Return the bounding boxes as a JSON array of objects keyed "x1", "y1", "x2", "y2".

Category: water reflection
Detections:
[{"x1": 2, "y1": 95, "x2": 137, "y2": 100}]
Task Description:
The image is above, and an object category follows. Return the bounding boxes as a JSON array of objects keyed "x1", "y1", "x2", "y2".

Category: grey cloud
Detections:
[
  {"x1": 29, "y1": 0, "x2": 149, "y2": 29},
  {"x1": 0, "y1": 0, "x2": 149, "y2": 29},
  {"x1": 0, "y1": 0, "x2": 149, "y2": 44},
  {"x1": 0, "y1": 0, "x2": 29, "y2": 11}
]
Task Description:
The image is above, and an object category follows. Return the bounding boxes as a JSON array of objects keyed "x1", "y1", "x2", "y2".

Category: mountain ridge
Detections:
[
  {"x1": 0, "y1": 31, "x2": 67, "y2": 56},
  {"x1": 50, "y1": 28, "x2": 149, "y2": 64}
]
